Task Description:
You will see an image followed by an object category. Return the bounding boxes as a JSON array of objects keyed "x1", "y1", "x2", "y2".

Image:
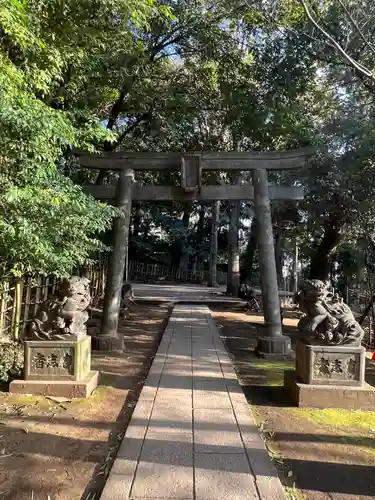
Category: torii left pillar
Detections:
[
  {"x1": 98, "y1": 169, "x2": 133, "y2": 351},
  {"x1": 252, "y1": 168, "x2": 292, "y2": 359}
]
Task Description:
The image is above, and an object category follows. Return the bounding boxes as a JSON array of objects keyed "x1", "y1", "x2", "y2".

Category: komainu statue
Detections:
[
  {"x1": 27, "y1": 276, "x2": 91, "y2": 341},
  {"x1": 296, "y1": 279, "x2": 364, "y2": 346}
]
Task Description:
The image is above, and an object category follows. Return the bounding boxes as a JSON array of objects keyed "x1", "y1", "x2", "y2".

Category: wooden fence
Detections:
[{"x1": 0, "y1": 264, "x2": 107, "y2": 343}]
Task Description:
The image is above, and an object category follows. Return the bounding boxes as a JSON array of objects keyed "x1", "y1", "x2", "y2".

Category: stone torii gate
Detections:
[{"x1": 75, "y1": 149, "x2": 312, "y2": 357}]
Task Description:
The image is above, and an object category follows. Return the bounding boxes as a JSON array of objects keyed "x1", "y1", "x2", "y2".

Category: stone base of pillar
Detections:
[
  {"x1": 10, "y1": 371, "x2": 99, "y2": 399},
  {"x1": 91, "y1": 335, "x2": 124, "y2": 352},
  {"x1": 255, "y1": 335, "x2": 293, "y2": 360},
  {"x1": 284, "y1": 370, "x2": 375, "y2": 409}
]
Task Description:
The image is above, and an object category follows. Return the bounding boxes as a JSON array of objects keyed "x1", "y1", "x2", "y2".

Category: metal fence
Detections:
[
  {"x1": 128, "y1": 261, "x2": 228, "y2": 285},
  {"x1": 128, "y1": 261, "x2": 205, "y2": 283}
]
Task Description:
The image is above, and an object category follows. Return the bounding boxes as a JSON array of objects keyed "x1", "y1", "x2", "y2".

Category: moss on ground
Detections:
[
  {"x1": 291, "y1": 408, "x2": 375, "y2": 430},
  {"x1": 249, "y1": 358, "x2": 294, "y2": 386},
  {"x1": 289, "y1": 405, "x2": 375, "y2": 464},
  {"x1": 0, "y1": 384, "x2": 109, "y2": 415},
  {"x1": 247, "y1": 356, "x2": 375, "y2": 498},
  {"x1": 3, "y1": 393, "x2": 52, "y2": 408},
  {"x1": 69, "y1": 385, "x2": 109, "y2": 407}
]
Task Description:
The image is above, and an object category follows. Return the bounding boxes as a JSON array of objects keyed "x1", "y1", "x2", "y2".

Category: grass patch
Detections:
[
  {"x1": 249, "y1": 358, "x2": 294, "y2": 386},
  {"x1": 292, "y1": 408, "x2": 375, "y2": 430}
]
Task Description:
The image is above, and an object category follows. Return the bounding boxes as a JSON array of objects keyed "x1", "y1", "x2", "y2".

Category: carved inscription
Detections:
[
  {"x1": 313, "y1": 355, "x2": 357, "y2": 380},
  {"x1": 30, "y1": 347, "x2": 74, "y2": 376}
]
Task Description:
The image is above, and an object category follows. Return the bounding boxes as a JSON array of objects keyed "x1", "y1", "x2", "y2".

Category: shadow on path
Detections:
[{"x1": 211, "y1": 305, "x2": 375, "y2": 500}]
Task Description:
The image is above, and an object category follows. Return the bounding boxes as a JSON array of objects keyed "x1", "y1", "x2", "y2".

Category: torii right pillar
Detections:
[{"x1": 252, "y1": 168, "x2": 291, "y2": 359}]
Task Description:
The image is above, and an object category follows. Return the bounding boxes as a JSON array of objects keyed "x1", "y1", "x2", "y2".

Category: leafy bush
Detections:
[
  {"x1": 0, "y1": 341, "x2": 24, "y2": 383},
  {"x1": 0, "y1": 1, "x2": 119, "y2": 278}
]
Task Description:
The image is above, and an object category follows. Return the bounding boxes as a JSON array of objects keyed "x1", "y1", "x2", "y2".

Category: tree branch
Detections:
[
  {"x1": 106, "y1": 89, "x2": 126, "y2": 132},
  {"x1": 95, "y1": 113, "x2": 151, "y2": 184},
  {"x1": 336, "y1": 0, "x2": 375, "y2": 58},
  {"x1": 300, "y1": 0, "x2": 375, "y2": 80},
  {"x1": 113, "y1": 112, "x2": 152, "y2": 149}
]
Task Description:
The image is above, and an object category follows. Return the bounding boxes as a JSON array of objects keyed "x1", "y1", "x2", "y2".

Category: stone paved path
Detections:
[
  {"x1": 100, "y1": 305, "x2": 286, "y2": 500},
  {"x1": 132, "y1": 283, "x2": 293, "y2": 303}
]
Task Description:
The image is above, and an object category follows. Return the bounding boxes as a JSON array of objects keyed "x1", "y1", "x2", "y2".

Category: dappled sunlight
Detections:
[{"x1": 0, "y1": 302, "x2": 170, "y2": 499}]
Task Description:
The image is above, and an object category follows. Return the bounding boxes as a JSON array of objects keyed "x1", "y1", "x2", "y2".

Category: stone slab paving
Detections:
[{"x1": 100, "y1": 305, "x2": 286, "y2": 500}]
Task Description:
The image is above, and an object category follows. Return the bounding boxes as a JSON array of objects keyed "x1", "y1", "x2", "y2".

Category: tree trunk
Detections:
[
  {"x1": 195, "y1": 206, "x2": 206, "y2": 271},
  {"x1": 179, "y1": 205, "x2": 191, "y2": 270},
  {"x1": 241, "y1": 217, "x2": 257, "y2": 283},
  {"x1": 291, "y1": 242, "x2": 299, "y2": 293},
  {"x1": 274, "y1": 232, "x2": 284, "y2": 287},
  {"x1": 132, "y1": 204, "x2": 142, "y2": 238},
  {"x1": 227, "y1": 174, "x2": 241, "y2": 296},
  {"x1": 208, "y1": 201, "x2": 220, "y2": 287},
  {"x1": 310, "y1": 217, "x2": 345, "y2": 281}
]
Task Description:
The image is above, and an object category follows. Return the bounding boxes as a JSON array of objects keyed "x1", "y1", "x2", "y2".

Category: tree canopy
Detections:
[{"x1": 1, "y1": 0, "x2": 375, "y2": 291}]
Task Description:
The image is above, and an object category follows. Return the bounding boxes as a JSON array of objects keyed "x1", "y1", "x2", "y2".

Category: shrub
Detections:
[{"x1": 0, "y1": 341, "x2": 24, "y2": 383}]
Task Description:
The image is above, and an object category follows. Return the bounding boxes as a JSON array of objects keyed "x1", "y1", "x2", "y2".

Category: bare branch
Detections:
[
  {"x1": 300, "y1": 0, "x2": 375, "y2": 80},
  {"x1": 337, "y1": 0, "x2": 375, "y2": 58}
]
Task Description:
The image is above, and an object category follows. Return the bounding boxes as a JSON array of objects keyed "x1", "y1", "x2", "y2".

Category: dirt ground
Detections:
[
  {"x1": 0, "y1": 301, "x2": 171, "y2": 500},
  {"x1": 211, "y1": 306, "x2": 375, "y2": 500},
  {"x1": 2, "y1": 300, "x2": 375, "y2": 500}
]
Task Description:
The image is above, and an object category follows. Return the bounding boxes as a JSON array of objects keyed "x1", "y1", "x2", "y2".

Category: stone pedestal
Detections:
[
  {"x1": 284, "y1": 339, "x2": 374, "y2": 409},
  {"x1": 256, "y1": 335, "x2": 293, "y2": 360},
  {"x1": 10, "y1": 336, "x2": 98, "y2": 398},
  {"x1": 295, "y1": 339, "x2": 365, "y2": 386}
]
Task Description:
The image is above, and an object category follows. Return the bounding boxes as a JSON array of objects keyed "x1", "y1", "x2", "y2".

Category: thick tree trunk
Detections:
[
  {"x1": 227, "y1": 174, "x2": 241, "y2": 296},
  {"x1": 208, "y1": 201, "x2": 220, "y2": 287},
  {"x1": 310, "y1": 217, "x2": 345, "y2": 281}
]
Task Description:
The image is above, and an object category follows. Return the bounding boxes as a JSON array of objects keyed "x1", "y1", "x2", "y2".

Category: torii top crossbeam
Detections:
[{"x1": 74, "y1": 148, "x2": 313, "y2": 171}]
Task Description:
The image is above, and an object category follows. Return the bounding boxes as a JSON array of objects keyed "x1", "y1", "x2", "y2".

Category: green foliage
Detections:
[
  {"x1": 2, "y1": 0, "x2": 375, "y2": 285},
  {"x1": 0, "y1": 340, "x2": 24, "y2": 383},
  {"x1": 0, "y1": 0, "x2": 161, "y2": 276},
  {"x1": 0, "y1": 176, "x2": 116, "y2": 277}
]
